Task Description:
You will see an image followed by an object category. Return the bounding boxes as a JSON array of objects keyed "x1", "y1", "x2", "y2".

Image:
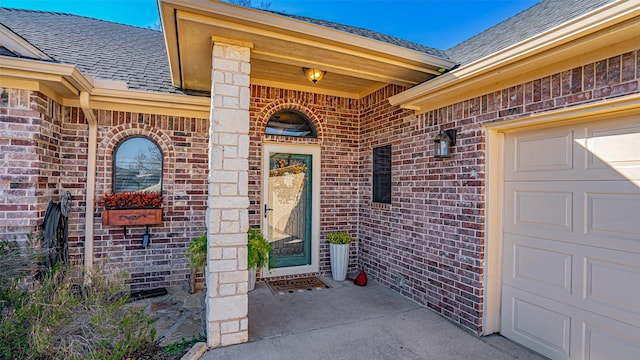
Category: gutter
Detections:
[
  {"x1": 388, "y1": 0, "x2": 640, "y2": 110},
  {"x1": 80, "y1": 91, "x2": 97, "y2": 274}
]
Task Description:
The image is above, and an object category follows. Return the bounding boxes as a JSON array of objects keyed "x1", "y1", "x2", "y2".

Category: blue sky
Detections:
[{"x1": 2, "y1": 0, "x2": 540, "y2": 49}]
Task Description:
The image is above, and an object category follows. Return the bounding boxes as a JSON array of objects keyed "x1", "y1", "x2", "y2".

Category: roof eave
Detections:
[
  {"x1": 389, "y1": 0, "x2": 640, "y2": 112},
  {"x1": 0, "y1": 23, "x2": 53, "y2": 61},
  {"x1": 160, "y1": 0, "x2": 455, "y2": 64},
  {"x1": 1, "y1": 56, "x2": 210, "y2": 118},
  {"x1": 158, "y1": 0, "x2": 456, "y2": 95}
]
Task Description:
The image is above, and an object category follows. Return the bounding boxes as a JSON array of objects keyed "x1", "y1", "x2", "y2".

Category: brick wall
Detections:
[
  {"x1": 92, "y1": 111, "x2": 209, "y2": 290},
  {"x1": 0, "y1": 89, "x2": 62, "y2": 244},
  {"x1": 358, "y1": 50, "x2": 640, "y2": 334},
  {"x1": 249, "y1": 86, "x2": 360, "y2": 279},
  {"x1": 0, "y1": 88, "x2": 209, "y2": 290},
  {"x1": 3, "y1": 48, "x2": 637, "y2": 331}
]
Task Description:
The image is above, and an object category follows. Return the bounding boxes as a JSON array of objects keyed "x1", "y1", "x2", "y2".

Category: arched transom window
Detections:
[
  {"x1": 113, "y1": 137, "x2": 163, "y2": 192},
  {"x1": 265, "y1": 110, "x2": 317, "y2": 138}
]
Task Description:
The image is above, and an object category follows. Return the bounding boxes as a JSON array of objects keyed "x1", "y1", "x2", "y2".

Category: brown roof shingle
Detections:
[
  {"x1": 446, "y1": 0, "x2": 616, "y2": 65},
  {"x1": 0, "y1": 8, "x2": 182, "y2": 94}
]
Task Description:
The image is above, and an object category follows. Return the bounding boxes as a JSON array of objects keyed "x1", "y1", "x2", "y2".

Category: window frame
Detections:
[
  {"x1": 372, "y1": 144, "x2": 392, "y2": 204},
  {"x1": 112, "y1": 136, "x2": 163, "y2": 193},
  {"x1": 265, "y1": 109, "x2": 317, "y2": 138}
]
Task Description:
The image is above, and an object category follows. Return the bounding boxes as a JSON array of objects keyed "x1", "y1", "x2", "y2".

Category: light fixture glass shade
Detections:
[
  {"x1": 434, "y1": 129, "x2": 456, "y2": 158},
  {"x1": 303, "y1": 68, "x2": 325, "y2": 83}
]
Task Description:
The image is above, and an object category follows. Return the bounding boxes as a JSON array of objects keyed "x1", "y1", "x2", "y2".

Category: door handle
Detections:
[{"x1": 264, "y1": 204, "x2": 273, "y2": 218}]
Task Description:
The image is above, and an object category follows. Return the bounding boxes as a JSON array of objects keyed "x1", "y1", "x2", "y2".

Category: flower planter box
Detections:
[{"x1": 101, "y1": 208, "x2": 162, "y2": 226}]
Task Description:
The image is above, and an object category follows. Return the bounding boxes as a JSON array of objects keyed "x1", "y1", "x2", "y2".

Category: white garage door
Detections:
[{"x1": 501, "y1": 117, "x2": 640, "y2": 359}]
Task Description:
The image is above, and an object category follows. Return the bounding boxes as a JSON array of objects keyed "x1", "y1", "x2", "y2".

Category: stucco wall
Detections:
[{"x1": 358, "y1": 50, "x2": 640, "y2": 334}]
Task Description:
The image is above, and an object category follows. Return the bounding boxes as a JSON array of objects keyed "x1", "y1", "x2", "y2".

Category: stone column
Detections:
[{"x1": 206, "y1": 41, "x2": 251, "y2": 348}]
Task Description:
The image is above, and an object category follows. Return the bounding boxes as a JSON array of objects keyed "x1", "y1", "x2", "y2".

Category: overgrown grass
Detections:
[{"x1": 0, "y1": 238, "x2": 156, "y2": 360}]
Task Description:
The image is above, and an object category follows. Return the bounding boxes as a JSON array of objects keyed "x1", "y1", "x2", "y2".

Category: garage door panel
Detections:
[
  {"x1": 505, "y1": 128, "x2": 574, "y2": 181},
  {"x1": 582, "y1": 254, "x2": 640, "y2": 320},
  {"x1": 505, "y1": 182, "x2": 573, "y2": 235},
  {"x1": 581, "y1": 119, "x2": 640, "y2": 181},
  {"x1": 506, "y1": 119, "x2": 640, "y2": 181},
  {"x1": 501, "y1": 117, "x2": 640, "y2": 359},
  {"x1": 505, "y1": 181, "x2": 639, "y2": 252},
  {"x1": 505, "y1": 234, "x2": 639, "y2": 325},
  {"x1": 586, "y1": 191, "x2": 640, "y2": 241},
  {"x1": 503, "y1": 286, "x2": 640, "y2": 360},
  {"x1": 502, "y1": 286, "x2": 572, "y2": 359},
  {"x1": 581, "y1": 320, "x2": 640, "y2": 360},
  {"x1": 504, "y1": 234, "x2": 573, "y2": 296}
]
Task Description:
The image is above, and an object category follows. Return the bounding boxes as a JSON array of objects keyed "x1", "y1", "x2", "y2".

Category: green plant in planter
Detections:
[
  {"x1": 327, "y1": 231, "x2": 353, "y2": 244},
  {"x1": 188, "y1": 233, "x2": 207, "y2": 270},
  {"x1": 187, "y1": 232, "x2": 207, "y2": 294},
  {"x1": 248, "y1": 228, "x2": 271, "y2": 270}
]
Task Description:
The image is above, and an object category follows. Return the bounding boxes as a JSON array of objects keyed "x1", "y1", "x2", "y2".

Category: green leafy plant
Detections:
[
  {"x1": 188, "y1": 233, "x2": 207, "y2": 270},
  {"x1": 0, "y1": 239, "x2": 156, "y2": 360},
  {"x1": 326, "y1": 231, "x2": 353, "y2": 244},
  {"x1": 248, "y1": 228, "x2": 271, "y2": 269},
  {"x1": 163, "y1": 334, "x2": 206, "y2": 355}
]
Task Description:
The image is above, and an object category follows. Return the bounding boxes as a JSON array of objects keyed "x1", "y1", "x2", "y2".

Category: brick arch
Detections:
[
  {"x1": 256, "y1": 99, "x2": 326, "y2": 141},
  {"x1": 96, "y1": 124, "x2": 175, "y2": 207}
]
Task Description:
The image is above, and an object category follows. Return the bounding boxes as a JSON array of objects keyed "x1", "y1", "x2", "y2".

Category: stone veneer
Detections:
[{"x1": 205, "y1": 42, "x2": 251, "y2": 347}]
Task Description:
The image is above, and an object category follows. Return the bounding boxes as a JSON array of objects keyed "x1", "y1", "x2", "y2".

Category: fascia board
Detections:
[
  {"x1": 0, "y1": 56, "x2": 94, "y2": 93},
  {"x1": 84, "y1": 88, "x2": 210, "y2": 118},
  {"x1": 0, "y1": 24, "x2": 53, "y2": 60},
  {"x1": 389, "y1": 0, "x2": 640, "y2": 109},
  {"x1": 158, "y1": 0, "x2": 182, "y2": 88},
  {"x1": 161, "y1": 0, "x2": 456, "y2": 68},
  {"x1": 2, "y1": 56, "x2": 209, "y2": 118}
]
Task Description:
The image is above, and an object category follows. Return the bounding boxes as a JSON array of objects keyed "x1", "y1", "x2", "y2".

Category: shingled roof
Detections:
[
  {"x1": 0, "y1": 0, "x2": 620, "y2": 94},
  {"x1": 0, "y1": 8, "x2": 182, "y2": 94},
  {"x1": 270, "y1": 11, "x2": 449, "y2": 59},
  {"x1": 446, "y1": 0, "x2": 616, "y2": 65}
]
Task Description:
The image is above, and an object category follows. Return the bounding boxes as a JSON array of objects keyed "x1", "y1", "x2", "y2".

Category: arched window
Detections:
[
  {"x1": 265, "y1": 110, "x2": 316, "y2": 138},
  {"x1": 113, "y1": 137, "x2": 163, "y2": 192}
]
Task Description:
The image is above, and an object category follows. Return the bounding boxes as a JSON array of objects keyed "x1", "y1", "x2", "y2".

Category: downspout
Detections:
[{"x1": 80, "y1": 91, "x2": 97, "y2": 274}]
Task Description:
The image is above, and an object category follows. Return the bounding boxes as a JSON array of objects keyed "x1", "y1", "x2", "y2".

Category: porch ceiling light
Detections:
[
  {"x1": 434, "y1": 129, "x2": 457, "y2": 158},
  {"x1": 303, "y1": 67, "x2": 326, "y2": 83}
]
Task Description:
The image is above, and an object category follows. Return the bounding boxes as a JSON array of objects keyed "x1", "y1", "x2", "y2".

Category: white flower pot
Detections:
[
  {"x1": 330, "y1": 243, "x2": 349, "y2": 281},
  {"x1": 248, "y1": 267, "x2": 256, "y2": 291}
]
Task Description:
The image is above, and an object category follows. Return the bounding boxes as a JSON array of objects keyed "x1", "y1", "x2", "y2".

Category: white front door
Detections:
[
  {"x1": 500, "y1": 117, "x2": 640, "y2": 359},
  {"x1": 262, "y1": 143, "x2": 320, "y2": 277}
]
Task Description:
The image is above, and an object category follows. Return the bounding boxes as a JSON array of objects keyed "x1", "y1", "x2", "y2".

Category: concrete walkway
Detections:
[{"x1": 202, "y1": 276, "x2": 546, "y2": 360}]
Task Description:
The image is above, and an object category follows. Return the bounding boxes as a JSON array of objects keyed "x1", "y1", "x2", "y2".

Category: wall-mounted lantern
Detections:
[{"x1": 434, "y1": 129, "x2": 457, "y2": 158}]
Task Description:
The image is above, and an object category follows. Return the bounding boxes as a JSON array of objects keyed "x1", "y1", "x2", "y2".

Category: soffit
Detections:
[{"x1": 159, "y1": 0, "x2": 456, "y2": 99}]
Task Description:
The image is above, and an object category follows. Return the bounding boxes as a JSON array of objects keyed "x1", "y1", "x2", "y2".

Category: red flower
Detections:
[{"x1": 97, "y1": 192, "x2": 163, "y2": 209}]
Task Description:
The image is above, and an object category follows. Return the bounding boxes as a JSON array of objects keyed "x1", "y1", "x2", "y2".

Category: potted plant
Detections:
[
  {"x1": 247, "y1": 228, "x2": 271, "y2": 291},
  {"x1": 97, "y1": 191, "x2": 163, "y2": 226},
  {"x1": 187, "y1": 232, "x2": 207, "y2": 294},
  {"x1": 327, "y1": 231, "x2": 353, "y2": 281}
]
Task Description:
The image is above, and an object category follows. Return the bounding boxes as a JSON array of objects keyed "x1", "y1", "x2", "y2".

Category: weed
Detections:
[{"x1": 163, "y1": 334, "x2": 206, "y2": 355}]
